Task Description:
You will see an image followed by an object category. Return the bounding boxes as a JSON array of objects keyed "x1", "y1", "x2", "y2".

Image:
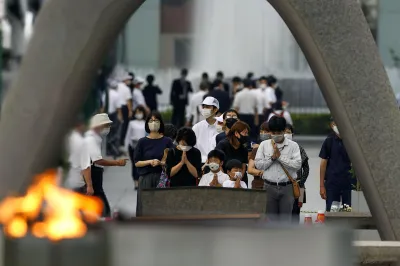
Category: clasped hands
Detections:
[{"x1": 271, "y1": 141, "x2": 281, "y2": 160}]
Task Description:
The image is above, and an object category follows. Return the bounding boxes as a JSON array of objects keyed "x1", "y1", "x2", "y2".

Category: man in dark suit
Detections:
[
  {"x1": 170, "y1": 68, "x2": 193, "y2": 128},
  {"x1": 212, "y1": 71, "x2": 230, "y2": 94},
  {"x1": 205, "y1": 80, "x2": 231, "y2": 114}
]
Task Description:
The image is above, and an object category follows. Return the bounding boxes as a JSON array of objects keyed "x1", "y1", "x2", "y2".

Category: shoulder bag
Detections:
[{"x1": 278, "y1": 162, "x2": 300, "y2": 199}]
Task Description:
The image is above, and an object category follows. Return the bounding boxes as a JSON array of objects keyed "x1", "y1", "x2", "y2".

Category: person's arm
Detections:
[
  {"x1": 124, "y1": 122, "x2": 133, "y2": 151},
  {"x1": 320, "y1": 159, "x2": 328, "y2": 199},
  {"x1": 134, "y1": 140, "x2": 156, "y2": 167},
  {"x1": 80, "y1": 141, "x2": 93, "y2": 194},
  {"x1": 156, "y1": 86, "x2": 162, "y2": 94},
  {"x1": 248, "y1": 159, "x2": 263, "y2": 177},
  {"x1": 254, "y1": 142, "x2": 274, "y2": 170},
  {"x1": 285, "y1": 111, "x2": 293, "y2": 126},
  {"x1": 117, "y1": 107, "x2": 123, "y2": 122},
  {"x1": 170, "y1": 151, "x2": 185, "y2": 177},
  {"x1": 170, "y1": 81, "x2": 176, "y2": 105},
  {"x1": 277, "y1": 143, "x2": 302, "y2": 171},
  {"x1": 185, "y1": 151, "x2": 201, "y2": 178},
  {"x1": 298, "y1": 147, "x2": 310, "y2": 187},
  {"x1": 94, "y1": 159, "x2": 125, "y2": 167},
  {"x1": 81, "y1": 167, "x2": 93, "y2": 194},
  {"x1": 232, "y1": 94, "x2": 240, "y2": 112}
]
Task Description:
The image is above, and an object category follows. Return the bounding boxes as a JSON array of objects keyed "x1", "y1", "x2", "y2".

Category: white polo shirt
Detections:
[
  {"x1": 187, "y1": 90, "x2": 207, "y2": 124},
  {"x1": 65, "y1": 130, "x2": 85, "y2": 188},
  {"x1": 223, "y1": 180, "x2": 248, "y2": 189},
  {"x1": 192, "y1": 119, "x2": 219, "y2": 163},
  {"x1": 198, "y1": 171, "x2": 229, "y2": 186},
  {"x1": 102, "y1": 89, "x2": 123, "y2": 114},
  {"x1": 253, "y1": 88, "x2": 267, "y2": 115},
  {"x1": 267, "y1": 110, "x2": 293, "y2": 126},
  {"x1": 80, "y1": 130, "x2": 103, "y2": 170},
  {"x1": 124, "y1": 120, "x2": 146, "y2": 150},
  {"x1": 117, "y1": 82, "x2": 132, "y2": 105},
  {"x1": 132, "y1": 88, "x2": 147, "y2": 110},
  {"x1": 264, "y1": 87, "x2": 277, "y2": 109},
  {"x1": 232, "y1": 88, "x2": 257, "y2": 114}
]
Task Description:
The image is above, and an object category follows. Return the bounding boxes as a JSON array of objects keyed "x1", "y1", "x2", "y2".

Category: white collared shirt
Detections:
[
  {"x1": 132, "y1": 88, "x2": 147, "y2": 109},
  {"x1": 102, "y1": 89, "x2": 123, "y2": 114},
  {"x1": 193, "y1": 119, "x2": 219, "y2": 162},
  {"x1": 267, "y1": 110, "x2": 293, "y2": 126},
  {"x1": 65, "y1": 130, "x2": 85, "y2": 188},
  {"x1": 255, "y1": 138, "x2": 302, "y2": 183},
  {"x1": 80, "y1": 130, "x2": 103, "y2": 170},
  {"x1": 253, "y1": 88, "x2": 268, "y2": 115},
  {"x1": 124, "y1": 120, "x2": 146, "y2": 150},
  {"x1": 232, "y1": 88, "x2": 257, "y2": 114},
  {"x1": 187, "y1": 90, "x2": 207, "y2": 124},
  {"x1": 264, "y1": 87, "x2": 277, "y2": 109},
  {"x1": 117, "y1": 82, "x2": 132, "y2": 105},
  {"x1": 222, "y1": 180, "x2": 248, "y2": 189},
  {"x1": 198, "y1": 170, "x2": 229, "y2": 186}
]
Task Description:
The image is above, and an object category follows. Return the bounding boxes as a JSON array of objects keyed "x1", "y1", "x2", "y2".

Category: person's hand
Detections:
[
  {"x1": 272, "y1": 142, "x2": 280, "y2": 159},
  {"x1": 181, "y1": 151, "x2": 187, "y2": 164},
  {"x1": 117, "y1": 159, "x2": 128, "y2": 166},
  {"x1": 151, "y1": 159, "x2": 161, "y2": 167},
  {"x1": 128, "y1": 110, "x2": 133, "y2": 118},
  {"x1": 320, "y1": 186, "x2": 327, "y2": 200},
  {"x1": 86, "y1": 186, "x2": 94, "y2": 196},
  {"x1": 257, "y1": 170, "x2": 264, "y2": 177},
  {"x1": 118, "y1": 114, "x2": 123, "y2": 123},
  {"x1": 209, "y1": 173, "x2": 218, "y2": 187},
  {"x1": 298, "y1": 202, "x2": 303, "y2": 208},
  {"x1": 252, "y1": 143, "x2": 259, "y2": 149}
]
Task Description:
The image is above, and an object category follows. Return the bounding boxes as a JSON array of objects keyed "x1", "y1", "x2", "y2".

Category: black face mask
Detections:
[
  {"x1": 225, "y1": 118, "x2": 238, "y2": 129},
  {"x1": 239, "y1": 135, "x2": 250, "y2": 147}
]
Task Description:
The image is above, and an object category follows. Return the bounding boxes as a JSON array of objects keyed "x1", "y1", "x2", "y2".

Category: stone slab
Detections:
[
  {"x1": 267, "y1": 0, "x2": 400, "y2": 240},
  {"x1": 325, "y1": 212, "x2": 375, "y2": 229}
]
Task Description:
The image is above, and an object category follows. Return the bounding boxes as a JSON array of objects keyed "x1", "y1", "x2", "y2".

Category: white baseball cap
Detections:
[
  {"x1": 89, "y1": 113, "x2": 113, "y2": 129},
  {"x1": 202, "y1": 96, "x2": 219, "y2": 110},
  {"x1": 134, "y1": 76, "x2": 145, "y2": 84}
]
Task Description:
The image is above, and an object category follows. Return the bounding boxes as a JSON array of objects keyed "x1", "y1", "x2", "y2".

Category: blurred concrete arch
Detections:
[{"x1": 0, "y1": 0, "x2": 400, "y2": 241}]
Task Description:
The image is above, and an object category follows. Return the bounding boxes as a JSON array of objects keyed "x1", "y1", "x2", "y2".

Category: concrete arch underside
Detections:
[{"x1": 0, "y1": 0, "x2": 398, "y2": 240}]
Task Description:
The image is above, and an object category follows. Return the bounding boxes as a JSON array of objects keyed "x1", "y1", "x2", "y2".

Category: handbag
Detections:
[
  {"x1": 278, "y1": 162, "x2": 300, "y2": 199},
  {"x1": 156, "y1": 148, "x2": 174, "y2": 188}
]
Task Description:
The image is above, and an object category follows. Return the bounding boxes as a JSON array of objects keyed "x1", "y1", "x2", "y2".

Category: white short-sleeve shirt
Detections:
[
  {"x1": 198, "y1": 171, "x2": 229, "y2": 186},
  {"x1": 253, "y1": 88, "x2": 267, "y2": 115},
  {"x1": 132, "y1": 88, "x2": 147, "y2": 110},
  {"x1": 192, "y1": 119, "x2": 219, "y2": 163},
  {"x1": 80, "y1": 130, "x2": 103, "y2": 170},
  {"x1": 65, "y1": 130, "x2": 85, "y2": 188},
  {"x1": 232, "y1": 88, "x2": 258, "y2": 114},
  {"x1": 102, "y1": 89, "x2": 123, "y2": 114},
  {"x1": 222, "y1": 180, "x2": 248, "y2": 189},
  {"x1": 265, "y1": 87, "x2": 277, "y2": 109},
  {"x1": 117, "y1": 82, "x2": 132, "y2": 105}
]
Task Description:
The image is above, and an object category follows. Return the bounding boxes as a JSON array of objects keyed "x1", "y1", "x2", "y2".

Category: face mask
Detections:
[
  {"x1": 201, "y1": 108, "x2": 213, "y2": 118},
  {"x1": 148, "y1": 121, "x2": 160, "y2": 132},
  {"x1": 216, "y1": 124, "x2": 224, "y2": 133},
  {"x1": 284, "y1": 133, "x2": 293, "y2": 140},
  {"x1": 208, "y1": 162, "x2": 220, "y2": 172},
  {"x1": 233, "y1": 172, "x2": 242, "y2": 180},
  {"x1": 260, "y1": 84, "x2": 267, "y2": 89},
  {"x1": 179, "y1": 145, "x2": 192, "y2": 152},
  {"x1": 225, "y1": 118, "x2": 238, "y2": 129},
  {"x1": 238, "y1": 135, "x2": 249, "y2": 147},
  {"x1": 135, "y1": 113, "x2": 144, "y2": 120},
  {"x1": 333, "y1": 126, "x2": 340, "y2": 136},
  {"x1": 101, "y1": 128, "x2": 110, "y2": 136},
  {"x1": 260, "y1": 133, "x2": 271, "y2": 141},
  {"x1": 271, "y1": 134, "x2": 284, "y2": 143}
]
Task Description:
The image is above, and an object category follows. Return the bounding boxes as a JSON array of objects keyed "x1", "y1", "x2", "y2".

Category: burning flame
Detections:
[{"x1": 0, "y1": 169, "x2": 103, "y2": 241}]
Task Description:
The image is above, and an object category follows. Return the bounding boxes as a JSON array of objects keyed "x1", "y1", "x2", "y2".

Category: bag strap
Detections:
[{"x1": 278, "y1": 161, "x2": 296, "y2": 183}]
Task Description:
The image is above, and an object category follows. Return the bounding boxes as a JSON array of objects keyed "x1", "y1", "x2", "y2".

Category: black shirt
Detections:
[
  {"x1": 166, "y1": 147, "x2": 202, "y2": 187},
  {"x1": 142, "y1": 84, "x2": 162, "y2": 111},
  {"x1": 215, "y1": 132, "x2": 226, "y2": 145},
  {"x1": 215, "y1": 139, "x2": 249, "y2": 184},
  {"x1": 319, "y1": 134, "x2": 352, "y2": 190},
  {"x1": 204, "y1": 89, "x2": 231, "y2": 114}
]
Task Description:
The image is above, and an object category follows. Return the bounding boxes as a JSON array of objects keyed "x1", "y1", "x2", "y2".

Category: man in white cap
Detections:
[
  {"x1": 132, "y1": 76, "x2": 149, "y2": 112},
  {"x1": 117, "y1": 72, "x2": 133, "y2": 146},
  {"x1": 192, "y1": 96, "x2": 220, "y2": 163},
  {"x1": 80, "y1": 113, "x2": 128, "y2": 217}
]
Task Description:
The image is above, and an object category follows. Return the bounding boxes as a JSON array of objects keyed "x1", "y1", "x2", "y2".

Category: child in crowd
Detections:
[
  {"x1": 198, "y1": 149, "x2": 229, "y2": 187},
  {"x1": 223, "y1": 159, "x2": 248, "y2": 189}
]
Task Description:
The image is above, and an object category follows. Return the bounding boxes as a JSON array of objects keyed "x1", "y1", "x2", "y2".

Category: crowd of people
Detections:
[{"x1": 65, "y1": 68, "x2": 353, "y2": 222}]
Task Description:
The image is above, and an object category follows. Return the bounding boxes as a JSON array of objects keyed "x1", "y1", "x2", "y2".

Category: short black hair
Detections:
[
  {"x1": 214, "y1": 79, "x2": 223, "y2": 87},
  {"x1": 181, "y1": 68, "x2": 188, "y2": 76},
  {"x1": 145, "y1": 111, "x2": 165, "y2": 134},
  {"x1": 266, "y1": 75, "x2": 277, "y2": 86},
  {"x1": 232, "y1": 76, "x2": 242, "y2": 83},
  {"x1": 223, "y1": 109, "x2": 239, "y2": 119},
  {"x1": 146, "y1": 74, "x2": 154, "y2": 84},
  {"x1": 133, "y1": 106, "x2": 146, "y2": 117},
  {"x1": 268, "y1": 116, "x2": 287, "y2": 132},
  {"x1": 164, "y1": 123, "x2": 178, "y2": 140},
  {"x1": 243, "y1": 79, "x2": 253, "y2": 88},
  {"x1": 259, "y1": 76, "x2": 267, "y2": 81},
  {"x1": 176, "y1": 127, "x2": 197, "y2": 146},
  {"x1": 216, "y1": 71, "x2": 224, "y2": 78},
  {"x1": 285, "y1": 124, "x2": 294, "y2": 133},
  {"x1": 128, "y1": 72, "x2": 134, "y2": 79},
  {"x1": 226, "y1": 159, "x2": 242, "y2": 171},
  {"x1": 246, "y1": 72, "x2": 254, "y2": 79},
  {"x1": 208, "y1": 149, "x2": 225, "y2": 162},
  {"x1": 202, "y1": 72, "x2": 209, "y2": 79},
  {"x1": 200, "y1": 81, "x2": 209, "y2": 91}
]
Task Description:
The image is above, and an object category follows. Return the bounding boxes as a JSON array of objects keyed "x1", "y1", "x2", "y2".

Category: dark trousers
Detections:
[
  {"x1": 326, "y1": 189, "x2": 352, "y2": 212},
  {"x1": 106, "y1": 112, "x2": 121, "y2": 157},
  {"x1": 171, "y1": 105, "x2": 186, "y2": 128},
  {"x1": 264, "y1": 183, "x2": 294, "y2": 223},
  {"x1": 128, "y1": 145, "x2": 139, "y2": 181},
  {"x1": 74, "y1": 186, "x2": 111, "y2": 217},
  {"x1": 120, "y1": 105, "x2": 129, "y2": 146},
  {"x1": 239, "y1": 114, "x2": 256, "y2": 141},
  {"x1": 91, "y1": 165, "x2": 111, "y2": 217},
  {"x1": 136, "y1": 172, "x2": 161, "y2": 216},
  {"x1": 292, "y1": 199, "x2": 301, "y2": 223}
]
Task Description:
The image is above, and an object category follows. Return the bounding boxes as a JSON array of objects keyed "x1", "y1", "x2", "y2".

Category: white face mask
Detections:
[
  {"x1": 216, "y1": 124, "x2": 224, "y2": 133},
  {"x1": 208, "y1": 162, "x2": 220, "y2": 172},
  {"x1": 179, "y1": 145, "x2": 192, "y2": 152},
  {"x1": 148, "y1": 121, "x2": 160, "y2": 132},
  {"x1": 101, "y1": 128, "x2": 110, "y2": 136},
  {"x1": 135, "y1": 113, "x2": 144, "y2": 120},
  {"x1": 333, "y1": 125, "x2": 340, "y2": 136},
  {"x1": 234, "y1": 172, "x2": 242, "y2": 180},
  {"x1": 201, "y1": 108, "x2": 213, "y2": 118},
  {"x1": 260, "y1": 84, "x2": 267, "y2": 89},
  {"x1": 284, "y1": 133, "x2": 293, "y2": 140}
]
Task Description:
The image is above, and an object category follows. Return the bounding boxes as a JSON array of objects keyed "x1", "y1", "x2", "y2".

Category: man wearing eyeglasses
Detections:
[{"x1": 254, "y1": 116, "x2": 302, "y2": 222}]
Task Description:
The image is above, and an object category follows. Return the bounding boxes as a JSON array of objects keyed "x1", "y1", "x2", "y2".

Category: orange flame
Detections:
[{"x1": 0, "y1": 169, "x2": 103, "y2": 240}]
